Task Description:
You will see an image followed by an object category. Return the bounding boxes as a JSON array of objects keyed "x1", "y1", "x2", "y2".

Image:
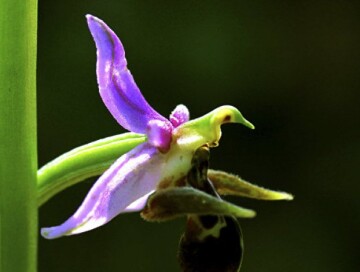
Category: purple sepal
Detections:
[
  {"x1": 170, "y1": 104, "x2": 190, "y2": 127},
  {"x1": 86, "y1": 15, "x2": 169, "y2": 134},
  {"x1": 41, "y1": 143, "x2": 164, "y2": 239}
]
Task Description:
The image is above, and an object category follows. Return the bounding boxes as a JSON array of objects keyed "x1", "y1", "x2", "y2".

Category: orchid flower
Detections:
[{"x1": 41, "y1": 15, "x2": 292, "y2": 240}]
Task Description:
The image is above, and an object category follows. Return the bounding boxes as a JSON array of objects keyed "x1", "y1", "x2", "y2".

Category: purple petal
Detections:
[
  {"x1": 146, "y1": 119, "x2": 173, "y2": 152},
  {"x1": 86, "y1": 15, "x2": 170, "y2": 134},
  {"x1": 41, "y1": 143, "x2": 164, "y2": 239},
  {"x1": 170, "y1": 104, "x2": 190, "y2": 127}
]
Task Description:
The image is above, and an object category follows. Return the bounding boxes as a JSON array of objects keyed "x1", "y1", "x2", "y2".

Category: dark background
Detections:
[{"x1": 38, "y1": 1, "x2": 359, "y2": 271}]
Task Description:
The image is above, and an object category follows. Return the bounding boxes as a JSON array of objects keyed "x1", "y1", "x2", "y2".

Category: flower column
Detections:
[{"x1": 0, "y1": 0, "x2": 38, "y2": 271}]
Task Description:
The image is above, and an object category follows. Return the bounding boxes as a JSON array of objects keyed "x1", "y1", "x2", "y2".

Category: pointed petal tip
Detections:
[
  {"x1": 40, "y1": 228, "x2": 50, "y2": 239},
  {"x1": 244, "y1": 119, "x2": 255, "y2": 130},
  {"x1": 40, "y1": 227, "x2": 61, "y2": 240},
  {"x1": 263, "y1": 190, "x2": 294, "y2": 201},
  {"x1": 86, "y1": 15, "x2": 109, "y2": 36},
  {"x1": 231, "y1": 205, "x2": 256, "y2": 218},
  {"x1": 210, "y1": 105, "x2": 255, "y2": 130},
  {"x1": 246, "y1": 209, "x2": 257, "y2": 218},
  {"x1": 283, "y1": 192, "x2": 294, "y2": 201},
  {"x1": 230, "y1": 107, "x2": 255, "y2": 130},
  {"x1": 86, "y1": 14, "x2": 100, "y2": 26},
  {"x1": 40, "y1": 216, "x2": 108, "y2": 239}
]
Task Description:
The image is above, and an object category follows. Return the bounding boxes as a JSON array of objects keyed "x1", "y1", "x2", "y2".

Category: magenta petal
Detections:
[
  {"x1": 86, "y1": 15, "x2": 169, "y2": 134},
  {"x1": 41, "y1": 143, "x2": 164, "y2": 239},
  {"x1": 170, "y1": 104, "x2": 190, "y2": 127}
]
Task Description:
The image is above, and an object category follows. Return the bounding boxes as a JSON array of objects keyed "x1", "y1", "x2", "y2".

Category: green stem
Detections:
[{"x1": 0, "y1": 0, "x2": 38, "y2": 271}]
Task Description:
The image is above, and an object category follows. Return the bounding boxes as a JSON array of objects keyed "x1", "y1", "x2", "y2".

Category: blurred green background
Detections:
[{"x1": 38, "y1": 1, "x2": 359, "y2": 271}]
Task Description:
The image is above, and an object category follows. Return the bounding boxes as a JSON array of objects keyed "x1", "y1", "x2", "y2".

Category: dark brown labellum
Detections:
[
  {"x1": 178, "y1": 146, "x2": 244, "y2": 272},
  {"x1": 178, "y1": 215, "x2": 243, "y2": 272}
]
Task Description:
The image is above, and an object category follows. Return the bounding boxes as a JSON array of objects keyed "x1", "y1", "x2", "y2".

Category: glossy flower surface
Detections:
[{"x1": 41, "y1": 15, "x2": 256, "y2": 239}]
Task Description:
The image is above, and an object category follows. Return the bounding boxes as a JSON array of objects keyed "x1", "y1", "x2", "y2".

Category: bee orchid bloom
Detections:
[{"x1": 41, "y1": 15, "x2": 254, "y2": 239}]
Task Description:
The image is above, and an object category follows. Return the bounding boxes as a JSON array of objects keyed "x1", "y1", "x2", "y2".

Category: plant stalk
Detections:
[{"x1": 0, "y1": 0, "x2": 38, "y2": 271}]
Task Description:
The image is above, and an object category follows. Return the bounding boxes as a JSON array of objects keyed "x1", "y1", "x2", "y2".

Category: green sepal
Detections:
[
  {"x1": 141, "y1": 187, "x2": 256, "y2": 222},
  {"x1": 208, "y1": 170, "x2": 294, "y2": 201},
  {"x1": 37, "y1": 132, "x2": 145, "y2": 206}
]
